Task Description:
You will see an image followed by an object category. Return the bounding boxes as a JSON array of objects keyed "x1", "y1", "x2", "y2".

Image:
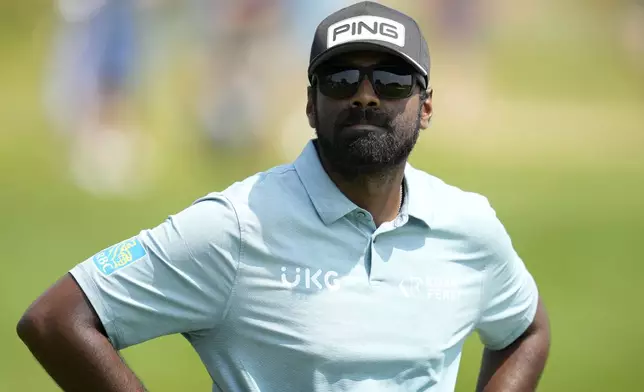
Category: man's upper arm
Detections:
[
  {"x1": 474, "y1": 198, "x2": 539, "y2": 351},
  {"x1": 68, "y1": 193, "x2": 241, "y2": 350},
  {"x1": 18, "y1": 273, "x2": 108, "y2": 340}
]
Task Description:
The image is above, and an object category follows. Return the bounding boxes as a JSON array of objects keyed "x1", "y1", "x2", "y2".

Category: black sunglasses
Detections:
[{"x1": 312, "y1": 64, "x2": 426, "y2": 100}]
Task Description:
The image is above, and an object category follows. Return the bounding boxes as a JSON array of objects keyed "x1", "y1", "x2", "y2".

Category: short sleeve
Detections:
[
  {"x1": 69, "y1": 193, "x2": 241, "y2": 350},
  {"x1": 475, "y1": 201, "x2": 539, "y2": 351}
]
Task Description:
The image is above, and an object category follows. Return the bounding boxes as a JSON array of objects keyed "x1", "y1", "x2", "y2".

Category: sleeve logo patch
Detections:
[{"x1": 92, "y1": 237, "x2": 147, "y2": 276}]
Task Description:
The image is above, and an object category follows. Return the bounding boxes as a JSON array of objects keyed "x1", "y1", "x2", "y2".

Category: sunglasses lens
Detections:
[
  {"x1": 373, "y1": 68, "x2": 414, "y2": 99},
  {"x1": 316, "y1": 66, "x2": 417, "y2": 100},
  {"x1": 318, "y1": 69, "x2": 361, "y2": 99}
]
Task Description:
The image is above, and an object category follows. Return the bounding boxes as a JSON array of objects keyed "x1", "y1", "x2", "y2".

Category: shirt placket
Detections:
[{"x1": 369, "y1": 213, "x2": 410, "y2": 285}]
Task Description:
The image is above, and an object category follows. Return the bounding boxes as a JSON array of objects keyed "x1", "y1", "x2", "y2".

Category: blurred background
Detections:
[{"x1": 1, "y1": 0, "x2": 643, "y2": 391}]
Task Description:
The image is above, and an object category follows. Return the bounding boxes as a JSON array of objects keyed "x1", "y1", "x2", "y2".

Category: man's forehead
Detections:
[{"x1": 327, "y1": 51, "x2": 405, "y2": 67}]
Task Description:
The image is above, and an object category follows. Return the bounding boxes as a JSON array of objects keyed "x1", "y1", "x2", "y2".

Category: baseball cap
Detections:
[{"x1": 308, "y1": 1, "x2": 430, "y2": 87}]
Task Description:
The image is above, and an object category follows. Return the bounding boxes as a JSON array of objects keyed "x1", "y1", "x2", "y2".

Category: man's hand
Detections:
[
  {"x1": 17, "y1": 273, "x2": 147, "y2": 392},
  {"x1": 476, "y1": 297, "x2": 551, "y2": 392}
]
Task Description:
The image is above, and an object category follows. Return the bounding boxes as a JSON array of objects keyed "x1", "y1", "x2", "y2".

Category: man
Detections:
[{"x1": 18, "y1": 2, "x2": 550, "y2": 391}]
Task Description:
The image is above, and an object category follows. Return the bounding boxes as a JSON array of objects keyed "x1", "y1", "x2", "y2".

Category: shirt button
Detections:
[{"x1": 356, "y1": 211, "x2": 366, "y2": 219}]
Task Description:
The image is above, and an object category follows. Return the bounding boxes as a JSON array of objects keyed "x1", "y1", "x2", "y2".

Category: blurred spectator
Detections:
[
  {"x1": 189, "y1": 0, "x2": 283, "y2": 150},
  {"x1": 418, "y1": 0, "x2": 493, "y2": 125},
  {"x1": 44, "y1": 0, "x2": 155, "y2": 197},
  {"x1": 434, "y1": 0, "x2": 486, "y2": 48},
  {"x1": 620, "y1": 0, "x2": 644, "y2": 69}
]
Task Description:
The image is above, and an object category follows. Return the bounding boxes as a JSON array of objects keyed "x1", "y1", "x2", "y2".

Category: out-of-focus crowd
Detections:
[{"x1": 42, "y1": 0, "x2": 644, "y2": 197}]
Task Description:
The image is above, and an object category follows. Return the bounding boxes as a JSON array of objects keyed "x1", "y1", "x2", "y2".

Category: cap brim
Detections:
[{"x1": 308, "y1": 41, "x2": 428, "y2": 84}]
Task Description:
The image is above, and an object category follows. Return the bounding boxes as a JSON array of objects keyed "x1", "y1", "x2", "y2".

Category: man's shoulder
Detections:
[
  {"x1": 407, "y1": 165, "x2": 494, "y2": 219},
  {"x1": 227, "y1": 162, "x2": 298, "y2": 197},
  {"x1": 193, "y1": 162, "x2": 303, "y2": 213},
  {"x1": 410, "y1": 166, "x2": 509, "y2": 254}
]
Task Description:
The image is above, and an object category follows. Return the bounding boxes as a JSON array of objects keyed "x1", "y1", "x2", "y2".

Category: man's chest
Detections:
[{"x1": 223, "y1": 225, "x2": 486, "y2": 362}]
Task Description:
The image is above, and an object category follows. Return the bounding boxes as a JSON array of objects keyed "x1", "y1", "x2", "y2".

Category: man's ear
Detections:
[
  {"x1": 419, "y1": 89, "x2": 433, "y2": 129},
  {"x1": 306, "y1": 86, "x2": 316, "y2": 129}
]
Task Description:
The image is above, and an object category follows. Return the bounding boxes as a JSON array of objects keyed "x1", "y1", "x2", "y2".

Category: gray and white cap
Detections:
[{"x1": 308, "y1": 1, "x2": 430, "y2": 87}]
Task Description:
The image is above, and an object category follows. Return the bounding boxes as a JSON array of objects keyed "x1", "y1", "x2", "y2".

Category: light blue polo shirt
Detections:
[{"x1": 70, "y1": 139, "x2": 539, "y2": 392}]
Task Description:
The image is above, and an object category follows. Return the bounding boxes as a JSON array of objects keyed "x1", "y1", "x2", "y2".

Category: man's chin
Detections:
[
  {"x1": 327, "y1": 154, "x2": 397, "y2": 178},
  {"x1": 315, "y1": 136, "x2": 405, "y2": 177},
  {"x1": 341, "y1": 125, "x2": 388, "y2": 139}
]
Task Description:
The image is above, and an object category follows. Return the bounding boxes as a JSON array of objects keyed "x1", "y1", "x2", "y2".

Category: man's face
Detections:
[{"x1": 307, "y1": 51, "x2": 432, "y2": 180}]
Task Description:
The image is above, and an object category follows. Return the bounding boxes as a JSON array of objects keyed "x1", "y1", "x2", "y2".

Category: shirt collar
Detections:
[
  {"x1": 401, "y1": 162, "x2": 435, "y2": 229},
  {"x1": 294, "y1": 139, "x2": 434, "y2": 228},
  {"x1": 294, "y1": 140, "x2": 357, "y2": 225}
]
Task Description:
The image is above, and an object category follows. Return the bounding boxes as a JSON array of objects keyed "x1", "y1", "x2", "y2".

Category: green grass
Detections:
[{"x1": 2, "y1": 3, "x2": 644, "y2": 391}]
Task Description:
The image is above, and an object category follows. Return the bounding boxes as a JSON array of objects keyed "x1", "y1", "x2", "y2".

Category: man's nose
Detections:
[{"x1": 351, "y1": 77, "x2": 380, "y2": 108}]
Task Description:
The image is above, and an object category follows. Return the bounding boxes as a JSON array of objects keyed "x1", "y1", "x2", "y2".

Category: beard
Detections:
[{"x1": 315, "y1": 106, "x2": 421, "y2": 180}]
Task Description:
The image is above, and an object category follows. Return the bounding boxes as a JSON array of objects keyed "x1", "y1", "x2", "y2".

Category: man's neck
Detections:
[{"x1": 316, "y1": 145, "x2": 405, "y2": 227}]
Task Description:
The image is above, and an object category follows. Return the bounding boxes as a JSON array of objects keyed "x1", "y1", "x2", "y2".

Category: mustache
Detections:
[{"x1": 335, "y1": 107, "x2": 391, "y2": 129}]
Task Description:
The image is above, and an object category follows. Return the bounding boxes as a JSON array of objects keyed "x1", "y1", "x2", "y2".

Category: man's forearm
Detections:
[
  {"x1": 476, "y1": 300, "x2": 551, "y2": 392},
  {"x1": 18, "y1": 318, "x2": 146, "y2": 392},
  {"x1": 475, "y1": 332, "x2": 549, "y2": 391}
]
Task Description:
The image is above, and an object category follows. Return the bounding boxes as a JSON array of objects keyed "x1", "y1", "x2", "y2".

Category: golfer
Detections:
[{"x1": 18, "y1": 2, "x2": 550, "y2": 391}]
